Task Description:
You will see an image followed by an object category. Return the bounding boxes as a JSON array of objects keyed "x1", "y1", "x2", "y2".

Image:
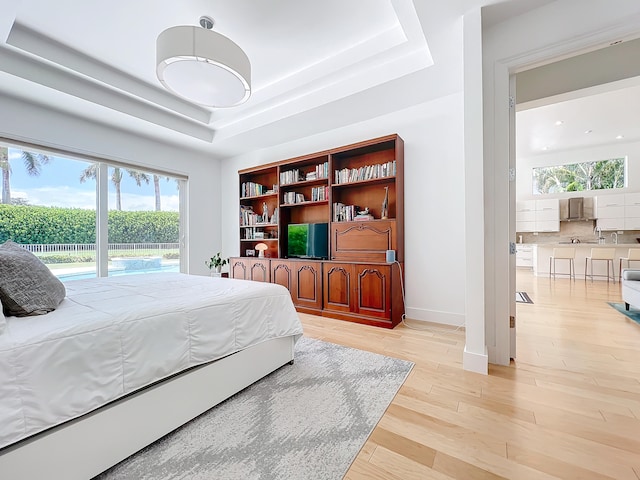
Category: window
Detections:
[
  {"x1": 532, "y1": 158, "x2": 625, "y2": 194},
  {"x1": 0, "y1": 142, "x2": 184, "y2": 281}
]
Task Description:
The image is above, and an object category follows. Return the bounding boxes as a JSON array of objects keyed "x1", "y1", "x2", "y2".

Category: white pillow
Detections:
[{"x1": 0, "y1": 298, "x2": 6, "y2": 334}]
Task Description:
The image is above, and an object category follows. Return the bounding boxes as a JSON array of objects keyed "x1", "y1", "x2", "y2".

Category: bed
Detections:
[{"x1": 0, "y1": 272, "x2": 303, "y2": 479}]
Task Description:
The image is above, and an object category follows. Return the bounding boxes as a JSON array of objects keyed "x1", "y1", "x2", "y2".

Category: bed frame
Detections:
[{"x1": 0, "y1": 335, "x2": 296, "y2": 480}]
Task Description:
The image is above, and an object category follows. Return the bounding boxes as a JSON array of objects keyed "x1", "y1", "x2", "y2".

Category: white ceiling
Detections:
[
  {"x1": 0, "y1": 0, "x2": 567, "y2": 159},
  {"x1": 516, "y1": 79, "x2": 640, "y2": 158}
]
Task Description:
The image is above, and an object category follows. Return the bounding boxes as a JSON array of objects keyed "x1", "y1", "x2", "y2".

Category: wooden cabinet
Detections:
[
  {"x1": 271, "y1": 259, "x2": 322, "y2": 312},
  {"x1": 239, "y1": 165, "x2": 280, "y2": 259},
  {"x1": 233, "y1": 134, "x2": 404, "y2": 328},
  {"x1": 230, "y1": 258, "x2": 271, "y2": 283},
  {"x1": 323, "y1": 262, "x2": 402, "y2": 328}
]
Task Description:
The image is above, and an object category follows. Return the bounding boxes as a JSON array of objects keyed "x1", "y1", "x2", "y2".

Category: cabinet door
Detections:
[
  {"x1": 354, "y1": 265, "x2": 391, "y2": 319},
  {"x1": 271, "y1": 260, "x2": 294, "y2": 290},
  {"x1": 516, "y1": 220, "x2": 536, "y2": 233},
  {"x1": 293, "y1": 261, "x2": 322, "y2": 310},
  {"x1": 535, "y1": 198, "x2": 558, "y2": 212},
  {"x1": 596, "y1": 194, "x2": 625, "y2": 219},
  {"x1": 535, "y1": 220, "x2": 560, "y2": 232},
  {"x1": 516, "y1": 200, "x2": 535, "y2": 213},
  {"x1": 249, "y1": 259, "x2": 271, "y2": 282},
  {"x1": 230, "y1": 258, "x2": 250, "y2": 280},
  {"x1": 597, "y1": 217, "x2": 624, "y2": 230},
  {"x1": 323, "y1": 263, "x2": 353, "y2": 313}
]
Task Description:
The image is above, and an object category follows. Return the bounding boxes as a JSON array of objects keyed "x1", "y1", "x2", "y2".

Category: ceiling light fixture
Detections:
[
  {"x1": 584, "y1": 129, "x2": 592, "y2": 134},
  {"x1": 555, "y1": 120, "x2": 564, "y2": 125},
  {"x1": 616, "y1": 135, "x2": 624, "y2": 139},
  {"x1": 156, "y1": 16, "x2": 251, "y2": 107}
]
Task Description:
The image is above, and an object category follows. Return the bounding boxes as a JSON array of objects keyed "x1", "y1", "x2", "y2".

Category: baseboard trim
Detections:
[
  {"x1": 463, "y1": 345, "x2": 488, "y2": 375},
  {"x1": 405, "y1": 307, "x2": 465, "y2": 327}
]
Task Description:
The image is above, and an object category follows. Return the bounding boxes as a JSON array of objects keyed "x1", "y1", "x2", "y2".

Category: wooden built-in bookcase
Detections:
[{"x1": 231, "y1": 134, "x2": 404, "y2": 328}]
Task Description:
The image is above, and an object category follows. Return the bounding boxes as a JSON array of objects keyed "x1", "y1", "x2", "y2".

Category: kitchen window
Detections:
[{"x1": 532, "y1": 157, "x2": 625, "y2": 195}]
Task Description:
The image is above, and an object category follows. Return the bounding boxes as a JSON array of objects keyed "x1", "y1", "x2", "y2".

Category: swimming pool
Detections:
[{"x1": 56, "y1": 264, "x2": 180, "y2": 281}]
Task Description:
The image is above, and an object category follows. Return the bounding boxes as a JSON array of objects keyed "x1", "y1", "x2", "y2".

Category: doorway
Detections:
[{"x1": 510, "y1": 39, "x2": 640, "y2": 360}]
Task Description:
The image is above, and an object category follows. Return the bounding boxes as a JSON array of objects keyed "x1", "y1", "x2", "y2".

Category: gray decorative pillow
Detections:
[{"x1": 0, "y1": 241, "x2": 66, "y2": 316}]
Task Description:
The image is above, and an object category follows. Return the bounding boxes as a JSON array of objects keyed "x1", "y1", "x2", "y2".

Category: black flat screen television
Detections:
[{"x1": 287, "y1": 222, "x2": 329, "y2": 259}]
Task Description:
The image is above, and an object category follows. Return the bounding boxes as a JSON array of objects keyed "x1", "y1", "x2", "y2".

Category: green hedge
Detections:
[{"x1": 0, "y1": 205, "x2": 179, "y2": 244}]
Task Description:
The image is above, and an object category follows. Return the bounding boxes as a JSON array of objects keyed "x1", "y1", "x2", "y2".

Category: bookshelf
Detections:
[{"x1": 232, "y1": 134, "x2": 404, "y2": 328}]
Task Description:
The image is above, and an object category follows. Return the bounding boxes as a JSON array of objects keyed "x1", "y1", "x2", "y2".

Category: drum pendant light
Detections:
[{"x1": 156, "y1": 16, "x2": 251, "y2": 107}]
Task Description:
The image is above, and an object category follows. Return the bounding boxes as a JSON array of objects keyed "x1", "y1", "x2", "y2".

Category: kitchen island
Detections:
[{"x1": 530, "y1": 243, "x2": 640, "y2": 280}]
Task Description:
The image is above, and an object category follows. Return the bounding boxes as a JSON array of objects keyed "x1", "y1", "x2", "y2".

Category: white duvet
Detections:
[{"x1": 0, "y1": 273, "x2": 303, "y2": 450}]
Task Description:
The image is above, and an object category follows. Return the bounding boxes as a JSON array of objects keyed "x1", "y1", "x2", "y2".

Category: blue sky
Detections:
[{"x1": 7, "y1": 148, "x2": 179, "y2": 211}]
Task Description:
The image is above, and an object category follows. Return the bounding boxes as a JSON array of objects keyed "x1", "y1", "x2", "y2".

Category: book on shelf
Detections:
[
  {"x1": 241, "y1": 181, "x2": 269, "y2": 197},
  {"x1": 240, "y1": 205, "x2": 269, "y2": 226},
  {"x1": 333, "y1": 202, "x2": 361, "y2": 222},
  {"x1": 333, "y1": 160, "x2": 396, "y2": 184},
  {"x1": 310, "y1": 186, "x2": 328, "y2": 202},
  {"x1": 355, "y1": 214, "x2": 374, "y2": 221}
]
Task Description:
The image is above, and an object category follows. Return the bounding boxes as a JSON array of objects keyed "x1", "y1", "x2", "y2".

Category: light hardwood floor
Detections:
[{"x1": 300, "y1": 269, "x2": 640, "y2": 479}]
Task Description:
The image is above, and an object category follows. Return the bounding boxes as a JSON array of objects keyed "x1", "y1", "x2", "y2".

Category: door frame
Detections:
[{"x1": 484, "y1": 10, "x2": 640, "y2": 365}]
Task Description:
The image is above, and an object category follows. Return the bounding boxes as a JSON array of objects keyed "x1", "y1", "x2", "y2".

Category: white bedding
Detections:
[{"x1": 0, "y1": 273, "x2": 303, "y2": 450}]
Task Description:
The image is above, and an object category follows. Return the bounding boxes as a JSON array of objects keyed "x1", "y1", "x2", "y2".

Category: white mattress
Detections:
[{"x1": 0, "y1": 273, "x2": 303, "y2": 450}]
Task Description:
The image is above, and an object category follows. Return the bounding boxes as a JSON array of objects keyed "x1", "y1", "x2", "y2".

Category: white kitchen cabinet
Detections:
[
  {"x1": 624, "y1": 193, "x2": 640, "y2": 230},
  {"x1": 595, "y1": 194, "x2": 625, "y2": 230},
  {"x1": 516, "y1": 199, "x2": 559, "y2": 232},
  {"x1": 516, "y1": 245, "x2": 533, "y2": 267},
  {"x1": 516, "y1": 201, "x2": 536, "y2": 232}
]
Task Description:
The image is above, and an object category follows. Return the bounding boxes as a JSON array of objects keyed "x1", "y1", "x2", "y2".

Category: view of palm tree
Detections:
[
  {"x1": 533, "y1": 158, "x2": 625, "y2": 194},
  {"x1": 1, "y1": 146, "x2": 51, "y2": 204},
  {"x1": 1, "y1": 145, "x2": 181, "y2": 281}
]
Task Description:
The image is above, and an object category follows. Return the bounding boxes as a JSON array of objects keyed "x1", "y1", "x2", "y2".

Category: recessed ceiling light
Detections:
[
  {"x1": 542, "y1": 146, "x2": 549, "y2": 151},
  {"x1": 555, "y1": 120, "x2": 564, "y2": 126},
  {"x1": 584, "y1": 129, "x2": 592, "y2": 134},
  {"x1": 616, "y1": 135, "x2": 624, "y2": 139}
]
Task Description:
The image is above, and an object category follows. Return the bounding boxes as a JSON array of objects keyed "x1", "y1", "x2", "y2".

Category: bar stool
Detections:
[
  {"x1": 585, "y1": 247, "x2": 616, "y2": 282},
  {"x1": 619, "y1": 248, "x2": 640, "y2": 276},
  {"x1": 549, "y1": 247, "x2": 575, "y2": 280}
]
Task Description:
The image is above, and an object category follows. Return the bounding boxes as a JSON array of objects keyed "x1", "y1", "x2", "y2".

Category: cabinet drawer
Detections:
[
  {"x1": 625, "y1": 217, "x2": 640, "y2": 230},
  {"x1": 536, "y1": 220, "x2": 559, "y2": 232},
  {"x1": 516, "y1": 200, "x2": 535, "y2": 212},
  {"x1": 597, "y1": 195, "x2": 625, "y2": 208},
  {"x1": 516, "y1": 211, "x2": 535, "y2": 222},
  {"x1": 597, "y1": 217, "x2": 624, "y2": 230},
  {"x1": 597, "y1": 205, "x2": 624, "y2": 219},
  {"x1": 535, "y1": 199, "x2": 559, "y2": 211},
  {"x1": 625, "y1": 193, "x2": 640, "y2": 206},
  {"x1": 626, "y1": 205, "x2": 640, "y2": 218},
  {"x1": 516, "y1": 221, "x2": 535, "y2": 233},
  {"x1": 536, "y1": 209, "x2": 558, "y2": 222}
]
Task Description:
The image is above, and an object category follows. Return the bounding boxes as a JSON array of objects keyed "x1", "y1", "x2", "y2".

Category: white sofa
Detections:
[{"x1": 621, "y1": 269, "x2": 640, "y2": 310}]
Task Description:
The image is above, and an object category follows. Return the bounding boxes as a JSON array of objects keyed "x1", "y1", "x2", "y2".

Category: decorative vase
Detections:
[{"x1": 381, "y1": 186, "x2": 389, "y2": 219}]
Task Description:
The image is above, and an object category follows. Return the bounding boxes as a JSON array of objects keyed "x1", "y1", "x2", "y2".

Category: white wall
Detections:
[
  {"x1": 220, "y1": 92, "x2": 467, "y2": 328},
  {"x1": 482, "y1": 0, "x2": 640, "y2": 365},
  {"x1": 517, "y1": 140, "x2": 640, "y2": 201},
  {"x1": 0, "y1": 92, "x2": 221, "y2": 276}
]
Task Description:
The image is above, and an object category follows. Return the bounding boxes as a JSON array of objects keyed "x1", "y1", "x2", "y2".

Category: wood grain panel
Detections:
[{"x1": 298, "y1": 268, "x2": 640, "y2": 479}]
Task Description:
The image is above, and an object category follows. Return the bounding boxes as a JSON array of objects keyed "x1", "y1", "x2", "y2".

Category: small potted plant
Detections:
[{"x1": 205, "y1": 252, "x2": 228, "y2": 276}]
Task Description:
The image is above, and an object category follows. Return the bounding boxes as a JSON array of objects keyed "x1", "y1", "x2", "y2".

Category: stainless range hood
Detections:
[{"x1": 560, "y1": 197, "x2": 595, "y2": 221}]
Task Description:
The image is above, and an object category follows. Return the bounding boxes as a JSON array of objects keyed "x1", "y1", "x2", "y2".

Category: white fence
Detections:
[{"x1": 23, "y1": 243, "x2": 180, "y2": 256}]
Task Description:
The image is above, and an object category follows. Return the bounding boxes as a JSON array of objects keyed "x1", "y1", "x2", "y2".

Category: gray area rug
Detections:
[{"x1": 96, "y1": 336, "x2": 414, "y2": 480}]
